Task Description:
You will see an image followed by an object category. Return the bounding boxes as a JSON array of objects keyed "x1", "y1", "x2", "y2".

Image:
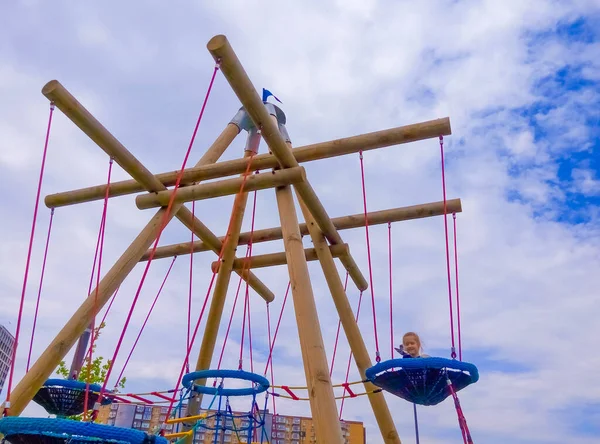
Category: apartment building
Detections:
[
  {"x1": 97, "y1": 402, "x2": 365, "y2": 443},
  {"x1": 0, "y1": 324, "x2": 16, "y2": 397}
]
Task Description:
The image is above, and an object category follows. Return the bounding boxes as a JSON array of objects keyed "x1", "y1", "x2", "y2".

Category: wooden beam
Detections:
[
  {"x1": 211, "y1": 244, "x2": 349, "y2": 271},
  {"x1": 44, "y1": 117, "x2": 451, "y2": 208},
  {"x1": 207, "y1": 36, "x2": 367, "y2": 293},
  {"x1": 40, "y1": 80, "x2": 274, "y2": 303},
  {"x1": 135, "y1": 166, "x2": 306, "y2": 209},
  {"x1": 207, "y1": 34, "x2": 345, "y2": 443},
  {"x1": 141, "y1": 198, "x2": 462, "y2": 261}
]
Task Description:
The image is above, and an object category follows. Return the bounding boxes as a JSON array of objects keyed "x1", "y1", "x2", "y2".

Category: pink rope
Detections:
[
  {"x1": 266, "y1": 303, "x2": 277, "y2": 416},
  {"x1": 452, "y1": 213, "x2": 463, "y2": 361},
  {"x1": 26, "y1": 208, "x2": 55, "y2": 372},
  {"x1": 263, "y1": 282, "x2": 291, "y2": 376},
  {"x1": 388, "y1": 222, "x2": 394, "y2": 359},
  {"x1": 339, "y1": 290, "x2": 364, "y2": 419},
  {"x1": 329, "y1": 272, "x2": 349, "y2": 377},
  {"x1": 93, "y1": 62, "x2": 220, "y2": 414},
  {"x1": 84, "y1": 157, "x2": 114, "y2": 418},
  {"x1": 439, "y1": 136, "x2": 456, "y2": 359},
  {"x1": 5, "y1": 102, "x2": 55, "y2": 409},
  {"x1": 113, "y1": 255, "x2": 177, "y2": 387},
  {"x1": 187, "y1": 201, "x2": 195, "y2": 373},
  {"x1": 358, "y1": 151, "x2": 380, "y2": 362},
  {"x1": 216, "y1": 273, "x2": 245, "y2": 371}
]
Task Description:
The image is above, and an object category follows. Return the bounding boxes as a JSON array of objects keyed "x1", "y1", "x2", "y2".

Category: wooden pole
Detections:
[
  {"x1": 44, "y1": 117, "x2": 451, "y2": 208},
  {"x1": 293, "y1": 150, "x2": 401, "y2": 443},
  {"x1": 206, "y1": 35, "x2": 367, "y2": 293},
  {"x1": 135, "y1": 166, "x2": 306, "y2": 209},
  {"x1": 210, "y1": 244, "x2": 349, "y2": 271},
  {"x1": 206, "y1": 35, "x2": 344, "y2": 441},
  {"x1": 41, "y1": 80, "x2": 274, "y2": 302},
  {"x1": 184, "y1": 150, "x2": 254, "y2": 434},
  {"x1": 142, "y1": 199, "x2": 462, "y2": 261},
  {"x1": 273, "y1": 184, "x2": 345, "y2": 443}
]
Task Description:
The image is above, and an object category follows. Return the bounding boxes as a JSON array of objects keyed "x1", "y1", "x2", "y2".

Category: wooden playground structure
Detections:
[{"x1": 1, "y1": 34, "x2": 462, "y2": 444}]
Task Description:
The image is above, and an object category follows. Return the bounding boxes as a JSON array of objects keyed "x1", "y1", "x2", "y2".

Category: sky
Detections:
[{"x1": 1, "y1": 0, "x2": 600, "y2": 443}]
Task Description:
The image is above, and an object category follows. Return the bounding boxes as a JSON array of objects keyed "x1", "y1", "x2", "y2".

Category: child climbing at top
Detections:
[{"x1": 395, "y1": 331, "x2": 430, "y2": 358}]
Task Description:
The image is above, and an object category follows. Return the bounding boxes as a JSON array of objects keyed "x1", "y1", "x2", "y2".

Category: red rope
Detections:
[
  {"x1": 447, "y1": 380, "x2": 473, "y2": 443},
  {"x1": 263, "y1": 282, "x2": 291, "y2": 376},
  {"x1": 439, "y1": 136, "x2": 456, "y2": 359},
  {"x1": 388, "y1": 222, "x2": 394, "y2": 359},
  {"x1": 94, "y1": 62, "x2": 220, "y2": 414},
  {"x1": 26, "y1": 208, "x2": 55, "y2": 372},
  {"x1": 329, "y1": 272, "x2": 349, "y2": 377},
  {"x1": 113, "y1": 255, "x2": 177, "y2": 388},
  {"x1": 452, "y1": 213, "x2": 463, "y2": 361},
  {"x1": 84, "y1": 157, "x2": 114, "y2": 419},
  {"x1": 187, "y1": 200, "x2": 195, "y2": 373},
  {"x1": 5, "y1": 102, "x2": 55, "y2": 410},
  {"x1": 266, "y1": 303, "x2": 277, "y2": 416},
  {"x1": 162, "y1": 151, "x2": 257, "y2": 424},
  {"x1": 216, "y1": 272, "x2": 245, "y2": 370},
  {"x1": 86, "y1": 286, "x2": 120, "y2": 354},
  {"x1": 339, "y1": 290, "x2": 364, "y2": 419},
  {"x1": 358, "y1": 151, "x2": 380, "y2": 362}
]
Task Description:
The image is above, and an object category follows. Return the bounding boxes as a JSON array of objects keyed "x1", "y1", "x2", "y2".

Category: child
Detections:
[{"x1": 395, "y1": 332, "x2": 430, "y2": 358}]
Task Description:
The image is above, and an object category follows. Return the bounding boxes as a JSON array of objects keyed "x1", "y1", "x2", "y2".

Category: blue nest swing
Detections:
[
  {"x1": 366, "y1": 357, "x2": 479, "y2": 406},
  {"x1": 32, "y1": 379, "x2": 113, "y2": 417},
  {"x1": 0, "y1": 417, "x2": 168, "y2": 444}
]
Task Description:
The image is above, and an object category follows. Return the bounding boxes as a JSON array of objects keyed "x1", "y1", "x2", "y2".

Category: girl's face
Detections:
[{"x1": 403, "y1": 336, "x2": 420, "y2": 357}]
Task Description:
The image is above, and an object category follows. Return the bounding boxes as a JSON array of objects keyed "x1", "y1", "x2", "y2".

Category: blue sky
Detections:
[{"x1": 1, "y1": 1, "x2": 600, "y2": 443}]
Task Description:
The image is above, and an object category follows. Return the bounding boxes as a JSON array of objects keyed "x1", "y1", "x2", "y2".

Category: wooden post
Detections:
[
  {"x1": 143, "y1": 199, "x2": 463, "y2": 261},
  {"x1": 184, "y1": 149, "x2": 255, "y2": 432},
  {"x1": 135, "y1": 166, "x2": 306, "y2": 209},
  {"x1": 44, "y1": 117, "x2": 452, "y2": 208},
  {"x1": 41, "y1": 80, "x2": 274, "y2": 302},
  {"x1": 293, "y1": 155, "x2": 402, "y2": 443},
  {"x1": 210, "y1": 244, "x2": 349, "y2": 271},
  {"x1": 206, "y1": 34, "x2": 367, "y2": 293},
  {"x1": 273, "y1": 183, "x2": 345, "y2": 443}
]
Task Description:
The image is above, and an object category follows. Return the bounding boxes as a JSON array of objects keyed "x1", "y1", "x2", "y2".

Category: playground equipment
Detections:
[{"x1": 1, "y1": 34, "x2": 477, "y2": 444}]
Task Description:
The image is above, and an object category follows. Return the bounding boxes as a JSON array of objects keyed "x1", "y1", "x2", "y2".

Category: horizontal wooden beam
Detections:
[
  {"x1": 211, "y1": 244, "x2": 349, "y2": 272},
  {"x1": 141, "y1": 198, "x2": 462, "y2": 261},
  {"x1": 44, "y1": 117, "x2": 451, "y2": 208},
  {"x1": 135, "y1": 167, "x2": 306, "y2": 210}
]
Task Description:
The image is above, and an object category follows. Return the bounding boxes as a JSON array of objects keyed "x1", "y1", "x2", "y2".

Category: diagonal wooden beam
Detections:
[
  {"x1": 44, "y1": 117, "x2": 451, "y2": 208},
  {"x1": 41, "y1": 80, "x2": 274, "y2": 302}
]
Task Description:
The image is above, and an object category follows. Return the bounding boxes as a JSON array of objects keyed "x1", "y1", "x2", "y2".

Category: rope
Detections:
[
  {"x1": 94, "y1": 61, "x2": 220, "y2": 416},
  {"x1": 439, "y1": 135, "x2": 457, "y2": 359},
  {"x1": 25, "y1": 208, "x2": 55, "y2": 372},
  {"x1": 161, "y1": 148, "x2": 257, "y2": 425},
  {"x1": 388, "y1": 222, "x2": 394, "y2": 359},
  {"x1": 84, "y1": 156, "x2": 114, "y2": 419},
  {"x1": 265, "y1": 303, "x2": 277, "y2": 416},
  {"x1": 413, "y1": 404, "x2": 420, "y2": 444},
  {"x1": 339, "y1": 290, "x2": 364, "y2": 419},
  {"x1": 358, "y1": 151, "x2": 380, "y2": 362},
  {"x1": 453, "y1": 213, "x2": 463, "y2": 361},
  {"x1": 113, "y1": 255, "x2": 178, "y2": 388},
  {"x1": 187, "y1": 200, "x2": 195, "y2": 373},
  {"x1": 263, "y1": 281, "x2": 291, "y2": 377},
  {"x1": 447, "y1": 377, "x2": 473, "y2": 443},
  {"x1": 85, "y1": 286, "x2": 119, "y2": 358},
  {"x1": 329, "y1": 272, "x2": 349, "y2": 378},
  {"x1": 5, "y1": 101, "x2": 55, "y2": 411}
]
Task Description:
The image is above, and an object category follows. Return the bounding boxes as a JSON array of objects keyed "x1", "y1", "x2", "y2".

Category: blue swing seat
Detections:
[
  {"x1": 365, "y1": 357, "x2": 479, "y2": 406},
  {"x1": 32, "y1": 379, "x2": 112, "y2": 417},
  {"x1": 0, "y1": 417, "x2": 168, "y2": 444}
]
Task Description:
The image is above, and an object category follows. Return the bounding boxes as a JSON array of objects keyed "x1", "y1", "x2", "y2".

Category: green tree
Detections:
[{"x1": 55, "y1": 322, "x2": 126, "y2": 420}]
